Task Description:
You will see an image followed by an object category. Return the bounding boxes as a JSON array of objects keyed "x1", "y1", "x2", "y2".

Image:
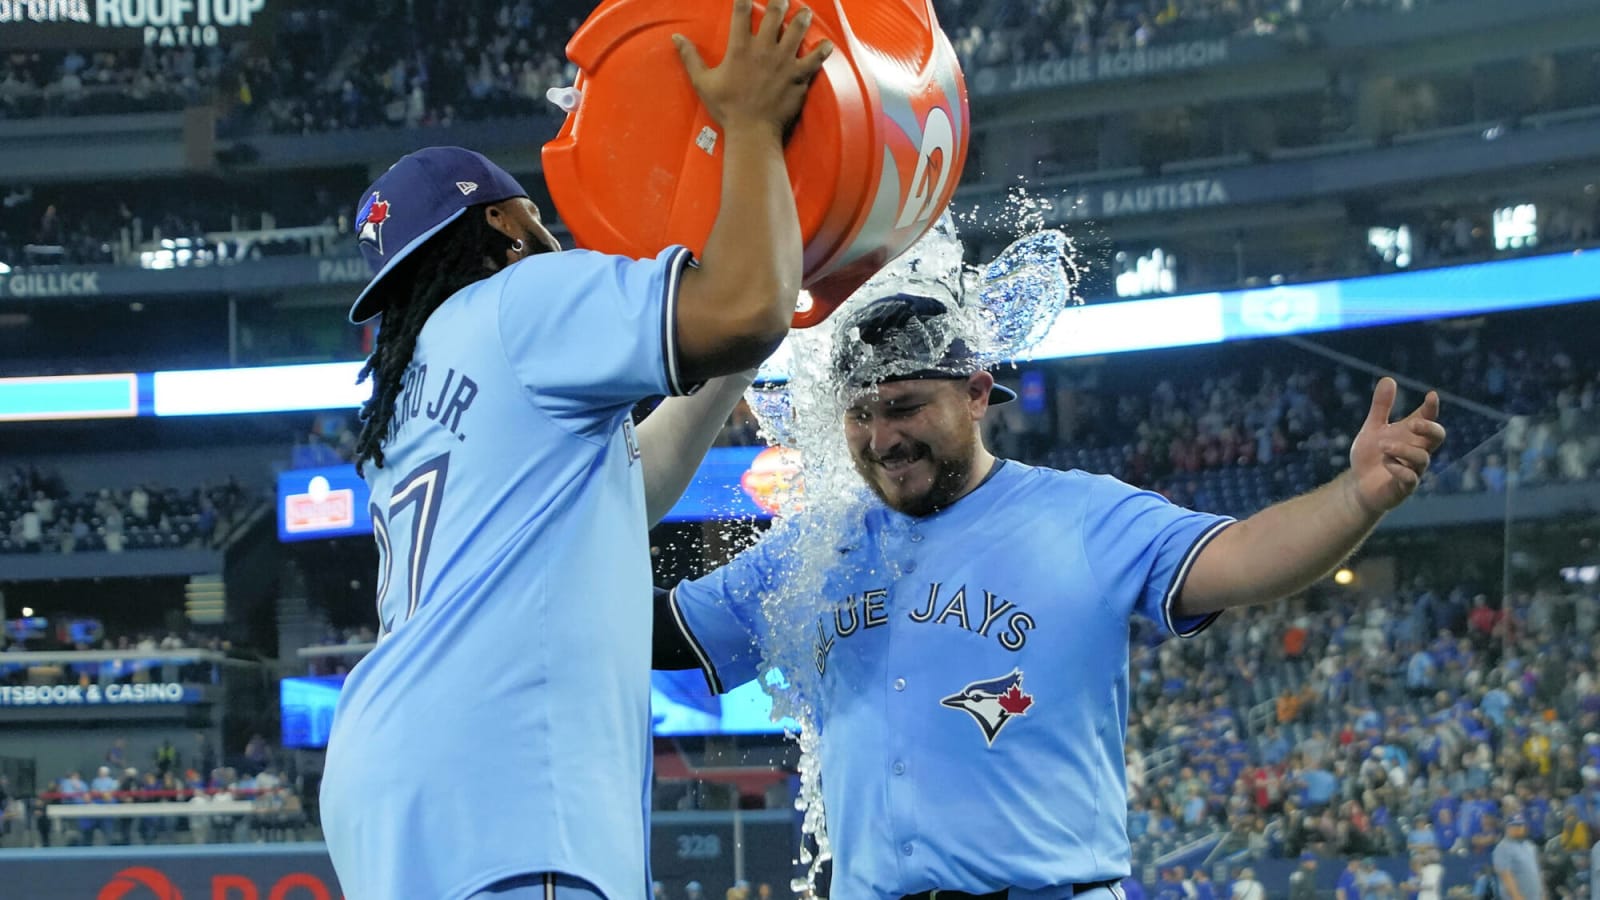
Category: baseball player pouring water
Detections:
[
  {"x1": 320, "y1": 3, "x2": 832, "y2": 898},
  {"x1": 653, "y1": 293, "x2": 1447, "y2": 900}
]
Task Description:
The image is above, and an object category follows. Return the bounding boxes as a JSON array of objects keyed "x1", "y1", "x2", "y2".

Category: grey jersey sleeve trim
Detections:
[
  {"x1": 661, "y1": 247, "x2": 700, "y2": 398},
  {"x1": 1161, "y1": 519, "x2": 1233, "y2": 639},
  {"x1": 669, "y1": 587, "x2": 725, "y2": 695}
]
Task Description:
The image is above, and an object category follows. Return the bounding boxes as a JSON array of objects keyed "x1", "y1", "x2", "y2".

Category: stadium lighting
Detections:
[
  {"x1": 1367, "y1": 226, "x2": 1413, "y2": 269},
  {"x1": 1561, "y1": 565, "x2": 1598, "y2": 585},
  {"x1": 1333, "y1": 568, "x2": 1355, "y2": 586},
  {"x1": 1114, "y1": 248, "x2": 1177, "y2": 298},
  {"x1": 1493, "y1": 204, "x2": 1539, "y2": 251},
  {"x1": 21, "y1": 607, "x2": 33, "y2": 617}
]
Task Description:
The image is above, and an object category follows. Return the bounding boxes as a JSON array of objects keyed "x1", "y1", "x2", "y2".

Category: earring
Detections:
[{"x1": 511, "y1": 239, "x2": 526, "y2": 253}]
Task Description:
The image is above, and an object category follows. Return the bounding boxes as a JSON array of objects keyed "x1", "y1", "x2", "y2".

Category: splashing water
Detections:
[
  {"x1": 975, "y1": 229, "x2": 1084, "y2": 359},
  {"x1": 745, "y1": 198, "x2": 1083, "y2": 897},
  {"x1": 746, "y1": 383, "x2": 800, "y2": 452},
  {"x1": 953, "y1": 180, "x2": 1057, "y2": 240}
]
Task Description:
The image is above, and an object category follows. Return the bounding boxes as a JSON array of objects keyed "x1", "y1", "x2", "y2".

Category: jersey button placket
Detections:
[{"x1": 886, "y1": 564, "x2": 918, "y2": 884}]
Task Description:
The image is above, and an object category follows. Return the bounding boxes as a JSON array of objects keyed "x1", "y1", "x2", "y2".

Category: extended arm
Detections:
[
  {"x1": 653, "y1": 587, "x2": 708, "y2": 671},
  {"x1": 1177, "y1": 378, "x2": 1445, "y2": 617},
  {"x1": 638, "y1": 371, "x2": 757, "y2": 526},
  {"x1": 650, "y1": 537, "x2": 782, "y2": 693}
]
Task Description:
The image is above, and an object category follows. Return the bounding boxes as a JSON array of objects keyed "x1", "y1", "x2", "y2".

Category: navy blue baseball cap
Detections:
[
  {"x1": 349, "y1": 146, "x2": 529, "y2": 324},
  {"x1": 834, "y1": 294, "x2": 1017, "y2": 405}
]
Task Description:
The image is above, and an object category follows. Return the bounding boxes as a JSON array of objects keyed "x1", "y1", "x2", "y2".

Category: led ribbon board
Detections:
[{"x1": 2, "y1": 251, "x2": 1596, "y2": 422}]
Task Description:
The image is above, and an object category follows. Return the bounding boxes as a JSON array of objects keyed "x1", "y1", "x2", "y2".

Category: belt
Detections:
[{"x1": 902, "y1": 879, "x2": 1122, "y2": 900}]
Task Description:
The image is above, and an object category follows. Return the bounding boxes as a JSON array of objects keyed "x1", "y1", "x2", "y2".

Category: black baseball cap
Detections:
[{"x1": 833, "y1": 294, "x2": 1016, "y2": 405}]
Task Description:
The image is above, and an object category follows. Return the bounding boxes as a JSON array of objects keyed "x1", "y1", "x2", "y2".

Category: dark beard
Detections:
[{"x1": 855, "y1": 434, "x2": 976, "y2": 517}]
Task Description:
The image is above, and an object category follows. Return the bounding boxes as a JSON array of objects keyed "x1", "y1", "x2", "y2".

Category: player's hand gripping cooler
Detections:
[{"x1": 542, "y1": 0, "x2": 971, "y2": 329}]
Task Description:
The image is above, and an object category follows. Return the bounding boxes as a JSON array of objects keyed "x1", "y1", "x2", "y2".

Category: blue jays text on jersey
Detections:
[
  {"x1": 321, "y1": 244, "x2": 696, "y2": 900},
  {"x1": 670, "y1": 461, "x2": 1234, "y2": 900},
  {"x1": 814, "y1": 582, "x2": 1035, "y2": 676}
]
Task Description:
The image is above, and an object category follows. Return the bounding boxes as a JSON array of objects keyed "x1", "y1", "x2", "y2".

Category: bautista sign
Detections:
[{"x1": 0, "y1": 0, "x2": 271, "y2": 49}]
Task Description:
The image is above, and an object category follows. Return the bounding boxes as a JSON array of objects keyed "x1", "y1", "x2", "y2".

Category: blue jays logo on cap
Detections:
[
  {"x1": 941, "y1": 668, "x2": 1034, "y2": 746},
  {"x1": 347, "y1": 146, "x2": 530, "y2": 325},
  {"x1": 356, "y1": 191, "x2": 391, "y2": 255}
]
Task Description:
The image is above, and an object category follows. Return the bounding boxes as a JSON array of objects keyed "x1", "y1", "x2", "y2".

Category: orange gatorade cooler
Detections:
[{"x1": 541, "y1": 0, "x2": 970, "y2": 329}]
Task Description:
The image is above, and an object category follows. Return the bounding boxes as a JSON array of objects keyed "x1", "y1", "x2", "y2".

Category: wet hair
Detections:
[{"x1": 353, "y1": 206, "x2": 507, "y2": 474}]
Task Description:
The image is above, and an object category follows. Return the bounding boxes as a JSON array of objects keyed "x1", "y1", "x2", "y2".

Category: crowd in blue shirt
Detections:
[{"x1": 1119, "y1": 580, "x2": 1600, "y2": 881}]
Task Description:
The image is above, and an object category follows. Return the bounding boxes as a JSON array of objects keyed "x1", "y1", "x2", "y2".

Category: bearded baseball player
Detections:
[{"x1": 653, "y1": 293, "x2": 1446, "y2": 900}]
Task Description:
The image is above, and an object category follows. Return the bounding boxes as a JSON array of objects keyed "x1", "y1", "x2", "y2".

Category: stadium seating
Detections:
[{"x1": 0, "y1": 478, "x2": 255, "y2": 555}]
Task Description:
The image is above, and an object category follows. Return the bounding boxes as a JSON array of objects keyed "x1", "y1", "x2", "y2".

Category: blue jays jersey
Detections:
[
  {"x1": 670, "y1": 462, "x2": 1232, "y2": 900},
  {"x1": 321, "y1": 245, "x2": 695, "y2": 900}
]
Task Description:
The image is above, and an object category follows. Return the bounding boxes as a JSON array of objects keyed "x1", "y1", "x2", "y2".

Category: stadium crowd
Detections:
[
  {"x1": 0, "y1": 177, "x2": 353, "y2": 268},
  {"x1": 0, "y1": 627, "x2": 234, "y2": 658},
  {"x1": 999, "y1": 308, "x2": 1600, "y2": 515},
  {"x1": 1, "y1": 733, "x2": 310, "y2": 848},
  {"x1": 937, "y1": 0, "x2": 1399, "y2": 71},
  {"x1": 0, "y1": 468, "x2": 255, "y2": 555},
  {"x1": 0, "y1": 0, "x2": 1454, "y2": 131},
  {"x1": 1123, "y1": 578, "x2": 1600, "y2": 893}
]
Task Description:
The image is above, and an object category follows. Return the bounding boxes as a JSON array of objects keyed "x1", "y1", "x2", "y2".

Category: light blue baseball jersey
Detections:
[
  {"x1": 322, "y1": 245, "x2": 696, "y2": 900},
  {"x1": 671, "y1": 461, "x2": 1232, "y2": 900}
]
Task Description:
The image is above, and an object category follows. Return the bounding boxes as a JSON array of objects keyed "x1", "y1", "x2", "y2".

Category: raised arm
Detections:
[
  {"x1": 1177, "y1": 377, "x2": 1446, "y2": 617},
  {"x1": 672, "y1": 0, "x2": 831, "y2": 382},
  {"x1": 637, "y1": 370, "x2": 757, "y2": 526}
]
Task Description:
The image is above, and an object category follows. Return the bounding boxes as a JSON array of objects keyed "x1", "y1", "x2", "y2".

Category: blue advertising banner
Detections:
[
  {"x1": 278, "y1": 447, "x2": 789, "y2": 541},
  {"x1": 276, "y1": 466, "x2": 373, "y2": 543},
  {"x1": 658, "y1": 445, "x2": 794, "y2": 523},
  {"x1": 284, "y1": 669, "x2": 791, "y2": 749},
  {"x1": 279, "y1": 675, "x2": 343, "y2": 750}
]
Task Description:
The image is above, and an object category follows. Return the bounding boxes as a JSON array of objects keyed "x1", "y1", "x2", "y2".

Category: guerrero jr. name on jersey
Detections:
[
  {"x1": 387, "y1": 363, "x2": 480, "y2": 444},
  {"x1": 814, "y1": 582, "x2": 1035, "y2": 675}
]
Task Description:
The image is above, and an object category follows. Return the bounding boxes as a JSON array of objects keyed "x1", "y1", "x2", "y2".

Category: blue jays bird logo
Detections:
[
  {"x1": 357, "y1": 191, "x2": 391, "y2": 254},
  {"x1": 940, "y1": 669, "x2": 1034, "y2": 746}
]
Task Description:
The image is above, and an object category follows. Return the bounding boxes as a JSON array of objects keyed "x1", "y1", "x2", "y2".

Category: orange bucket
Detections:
[{"x1": 542, "y1": 0, "x2": 970, "y2": 329}]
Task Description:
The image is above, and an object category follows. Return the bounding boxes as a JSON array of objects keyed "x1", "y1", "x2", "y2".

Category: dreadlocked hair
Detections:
[{"x1": 354, "y1": 205, "x2": 508, "y2": 475}]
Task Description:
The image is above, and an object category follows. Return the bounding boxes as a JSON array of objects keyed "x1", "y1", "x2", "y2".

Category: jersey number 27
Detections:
[{"x1": 371, "y1": 452, "x2": 450, "y2": 636}]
